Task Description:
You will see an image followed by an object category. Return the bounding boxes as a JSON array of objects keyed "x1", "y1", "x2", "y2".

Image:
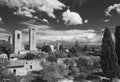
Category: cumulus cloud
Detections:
[
  {"x1": 0, "y1": 0, "x2": 65, "y2": 18},
  {"x1": 105, "y1": 4, "x2": 120, "y2": 16},
  {"x1": 14, "y1": 7, "x2": 36, "y2": 18},
  {"x1": 62, "y1": 9, "x2": 83, "y2": 25},
  {"x1": 84, "y1": 19, "x2": 88, "y2": 23}
]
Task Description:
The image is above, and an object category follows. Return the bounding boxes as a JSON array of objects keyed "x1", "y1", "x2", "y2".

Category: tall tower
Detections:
[
  {"x1": 13, "y1": 30, "x2": 22, "y2": 54},
  {"x1": 57, "y1": 43, "x2": 61, "y2": 50},
  {"x1": 29, "y1": 28, "x2": 36, "y2": 51},
  {"x1": 8, "y1": 35, "x2": 13, "y2": 45}
]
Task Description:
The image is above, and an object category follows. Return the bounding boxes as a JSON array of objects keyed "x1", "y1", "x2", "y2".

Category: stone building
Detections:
[
  {"x1": 29, "y1": 28, "x2": 36, "y2": 51},
  {"x1": 8, "y1": 35, "x2": 13, "y2": 45},
  {"x1": 13, "y1": 30, "x2": 22, "y2": 54},
  {"x1": 8, "y1": 59, "x2": 45, "y2": 76}
]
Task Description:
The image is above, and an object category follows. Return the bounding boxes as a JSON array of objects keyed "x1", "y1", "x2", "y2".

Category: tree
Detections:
[
  {"x1": 0, "y1": 40, "x2": 13, "y2": 59},
  {"x1": 23, "y1": 53, "x2": 38, "y2": 60},
  {"x1": 69, "y1": 41, "x2": 81, "y2": 54},
  {"x1": 101, "y1": 27, "x2": 120, "y2": 81},
  {"x1": 41, "y1": 45, "x2": 51, "y2": 53},
  {"x1": 115, "y1": 25, "x2": 120, "y2": 66},
  {"x1": 47, "y1": 55, "x2": 57, "y2": 63},
  {"x1": 59, "y1": 44, "x2": 64, "y2": 51},
  {"x1": 41, "y1": 62, "x2": 68, "y2": 82}
]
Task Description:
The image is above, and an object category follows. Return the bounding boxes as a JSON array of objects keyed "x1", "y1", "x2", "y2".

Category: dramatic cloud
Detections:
[
  {"x1": 0, "y1": 28, "x2": 7, "y2": 32},
  {"x1": 62, "y1": 9, "x2": 83, "y2": 25},
  {"x1": 22, "y1": 24, "x2": 51, "y2": 32},
  {"x1": 105, "y1": 4, "x2": 120, "y2": 16},
  {"x1": 22, "y1": 23, "x2": 102, "y2": 44},
  {"x1": 0, "y1": 33, "x2": 9, "y2": 40},
  {"x1": 0, "y1": 0, "x2": 65, "y2": 18},
  {"x1": 14, "y1": 7, "x2": 36, "y2": 18}
]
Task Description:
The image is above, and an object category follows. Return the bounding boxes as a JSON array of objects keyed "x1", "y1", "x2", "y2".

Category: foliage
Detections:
[
  {"x1": 54, "y1": 50, "x2": 68, "y2": 58},
  {"x1": 0, "y1": 40, "x2": 13, "y2": 59},
  {"x1": 41, "y1": 45, "x2": 51, "y2": 53},
  {"x1": 101, "y1": 27, "x2": 120, "y2": 78},
  {"x1": 115, "y1": 25, "x2": 120, "y2": 66},
  {"x1": 69, "y1": 41, "x2": 81, "y2": 54},
  {"x1": 23, "y1": 53, "x2": 38, "y2": 60},
  {"x1": 46, "y1": 55, "x2": 57, "y2": 63},
  {"x1": 76, "y1": 55, "x2": 101, "y2": 77},
  {"x1": 41, "y1": 62, "x2": 68, "y2": 82},
  {"x1": 59, "y1": 44, "x2": 64, "y2": 51}
]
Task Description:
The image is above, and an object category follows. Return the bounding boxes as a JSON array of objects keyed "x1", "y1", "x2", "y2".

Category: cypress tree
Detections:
[
  {"x1": 101, "y1": 27, "x2": 120, "y2": 79},
  {"x1": 115, "y1": 25, "x2": 120, "y2": 66}
]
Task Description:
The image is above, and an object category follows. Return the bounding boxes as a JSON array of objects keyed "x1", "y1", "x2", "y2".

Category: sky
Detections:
[{"x1": 0, "y1": 0, "x2": 120, "y2": 45}]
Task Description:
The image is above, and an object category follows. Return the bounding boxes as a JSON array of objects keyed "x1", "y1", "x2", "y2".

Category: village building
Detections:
[{"x1": 7, "y1": 59, "x2": 45, "y2": 76}]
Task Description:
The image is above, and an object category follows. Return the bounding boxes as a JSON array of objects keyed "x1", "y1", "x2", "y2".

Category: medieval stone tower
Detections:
[
  {"x1": 29, "y1": 28, "x2": 36, "y2": 50},
  {"x1": 13, "y1": 30, "x2": 22, "y2": 54},
  {"x1": 8, "y1": 35, "x2": 13, "y2": 45}
]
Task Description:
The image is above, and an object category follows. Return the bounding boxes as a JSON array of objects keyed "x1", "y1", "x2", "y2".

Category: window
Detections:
[
  {"x1": 13, "y1": 69, "x2": 16, "y2": 74},
  {"x1": 30, "y1": 65, "x2": 32, "y2": 69},
  {"x1": 17, "y1": 34, "x2": 20, "y2": 39}
]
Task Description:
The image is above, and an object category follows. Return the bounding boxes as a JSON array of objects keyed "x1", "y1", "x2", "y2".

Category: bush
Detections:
[{"x1": 23, "y1": 53, "x2": 38, "y2": 60}]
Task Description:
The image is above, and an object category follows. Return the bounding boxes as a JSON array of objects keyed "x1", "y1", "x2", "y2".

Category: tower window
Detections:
[
  {"x1": 13, "y1": 69, "x2": 16, "y2": 74},
  {"x1": 17, "y1": 34, "x2": 20, "y2": 39},
  {"x1": 30, "y1": 65, "x2": 32, "y2": 69}
]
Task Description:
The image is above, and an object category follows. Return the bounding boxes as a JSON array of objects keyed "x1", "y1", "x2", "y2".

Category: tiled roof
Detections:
[{"x1": 7, "y1": 60, "x2": 26, "y2": 68}]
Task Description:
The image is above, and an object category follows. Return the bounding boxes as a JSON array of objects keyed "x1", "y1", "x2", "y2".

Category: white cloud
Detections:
[
  {"x1": 0, "y1": 33, "x2": 9, "y2": 40},
  {"x1": 105, "y1": 4, "x2": 120, "y2": 16},
  {"x1": 35, "y1": 29, "x2": 101, "y2": 44},
  {"x1": 0, "y1": 17, "x2": 2, "y2": 22},
  {"x1": 0, "y1": 17, "x2": 3, "y2": 23},
  {"x1": 0, "y1": 0, "x2": 65, "y2": 18},
  {"x1": 22, "y1": 23, "x2": 101, "y2": 44},
  {"x1": 14, "y1": 7, "x2": 35, "y2": 18},
  {"x1": 22, "y1": 23, "x2": 51, "y2": 32},
  {"x1": 104, "y1": 19, "x2": 110, "y2": 22},
  {"x1": 0, "y1": 28, "x2": 6, "y2": 32},
  {"x1": 84, "y1": 19, "x2": 88, "y2": 23},
  {"x1": 62, "y1": 9, "x2": 83, "y2": 25},
  {"x1": 42, "y1": 19, "x2": 49, "y2": 23}
]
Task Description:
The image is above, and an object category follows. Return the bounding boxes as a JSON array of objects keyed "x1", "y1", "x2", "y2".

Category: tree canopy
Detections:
[{"x1": 101, "y1": 27, "x2": 120, "y2": 78}]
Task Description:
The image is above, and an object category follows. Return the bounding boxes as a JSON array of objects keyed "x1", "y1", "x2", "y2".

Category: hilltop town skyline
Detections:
[{"x1": 0, "y1": 0, "x2": 119, "y2": 45}]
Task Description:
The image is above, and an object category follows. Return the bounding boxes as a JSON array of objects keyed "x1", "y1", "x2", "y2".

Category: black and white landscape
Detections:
[{"x1": 0, "y1": 0, "x2": 120, "y2": 82}]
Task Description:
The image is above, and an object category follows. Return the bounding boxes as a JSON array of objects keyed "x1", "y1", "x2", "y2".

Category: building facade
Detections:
[
  {"x1": 13, "y1": 30, "x2": 22, "y2": 54},
  {"x1": 29, "y1": 28, "x2": 36, "y2": 51}
]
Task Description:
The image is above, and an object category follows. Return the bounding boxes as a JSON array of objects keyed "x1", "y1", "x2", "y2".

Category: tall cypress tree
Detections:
[
  {"x1": 115, "y1": 25, "x2": 120, "y2": 66},
  {"x1": 101, "y1": 27, "x2": 120, "y2": 79}
]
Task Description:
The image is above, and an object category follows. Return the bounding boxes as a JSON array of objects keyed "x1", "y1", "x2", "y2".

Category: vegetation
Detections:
[
  {"x1": 115, "y1": 25, "x2": 120, "y2": 66},
  {"x1": 41, "y1": 45, "x2": 51, "y2": 53},
  {"x1": 23, "y1": 53, "x2": 39, "y2": 60},
  {"x1": 0, "y1": 40, "x2": 13, "y2": 59},
  {"x1": 101, "y1": 27, "x2": 120, "y2": 80}
]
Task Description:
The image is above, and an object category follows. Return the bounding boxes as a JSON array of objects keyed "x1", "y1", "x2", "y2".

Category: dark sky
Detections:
[{"x1": 0, "y1": 0, "x2": 119, "y2": 44}]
